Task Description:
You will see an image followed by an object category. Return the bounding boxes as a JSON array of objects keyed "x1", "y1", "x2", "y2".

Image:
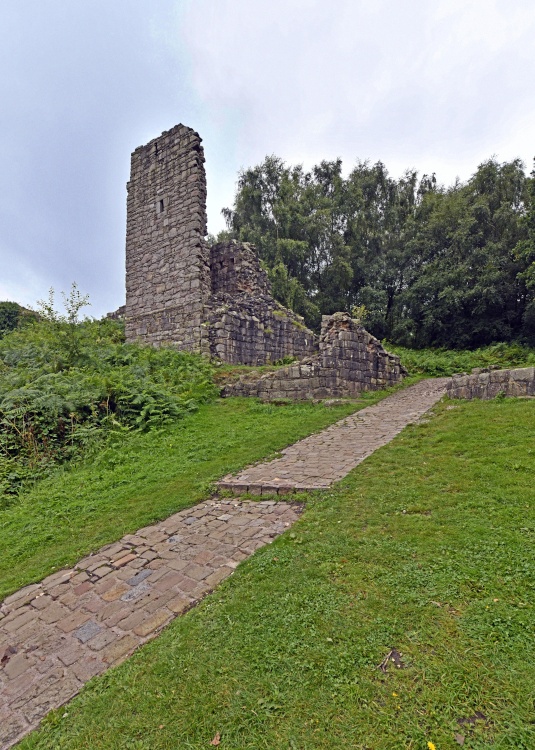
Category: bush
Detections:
[
  {"x1": 387, "y1": 341, "x2": 535, "y2": 377},
  {"x1": 0, "y1": 289, "x2": 217, "y2": 499},
  {"x1": 0, "y1": 301, "x2": 37, "y2": 338}
]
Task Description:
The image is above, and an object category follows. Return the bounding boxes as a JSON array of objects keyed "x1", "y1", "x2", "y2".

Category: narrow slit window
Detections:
[{"x1": 158, "y1": 199, "x2": 165, "y2": 214}]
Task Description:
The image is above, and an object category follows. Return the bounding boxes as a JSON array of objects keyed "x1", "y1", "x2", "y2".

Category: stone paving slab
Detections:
[
  {"x1": 0, "y1": 499, "x2": 302, "y2": 749},
  {"x1": 218, "y1": 379, "x2": 449, "y2": 494}
]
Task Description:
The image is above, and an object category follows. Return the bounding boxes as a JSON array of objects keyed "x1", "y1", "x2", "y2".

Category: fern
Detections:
[{"x1": 0, "y1": 315, "x2": 217, "y2": 498}]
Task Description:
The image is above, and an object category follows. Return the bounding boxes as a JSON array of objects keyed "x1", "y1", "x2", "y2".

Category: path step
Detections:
[{"x1": 218, "y1": 378, "x2": 449, "y2": 495}]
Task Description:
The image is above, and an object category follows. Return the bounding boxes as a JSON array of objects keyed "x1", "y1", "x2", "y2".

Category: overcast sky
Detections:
[{"x1": 1, "y1": 0, "x2": 534, "y2": 317}]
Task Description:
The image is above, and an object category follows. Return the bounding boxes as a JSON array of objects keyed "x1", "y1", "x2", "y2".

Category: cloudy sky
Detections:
[{"x1": 1, "y1": 0, "x2": 534, "y2": 317}]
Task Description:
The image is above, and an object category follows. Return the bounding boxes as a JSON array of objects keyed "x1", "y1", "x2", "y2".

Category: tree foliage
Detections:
[
  {"x1": 223, "y1": 156, "x2": 535, "y2": 347},
  {"x1": 0, "y1": 301, "x2": 37, "y2": 339}
]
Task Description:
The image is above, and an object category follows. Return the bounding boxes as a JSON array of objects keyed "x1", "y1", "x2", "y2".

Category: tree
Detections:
[
  {"x1": 400, "y1": 159, "x2": 528, "y2": 348},
  {"x1": 222, "y1": 154, "x2": 531, "y2": 347},
  {"x1": 0, "y1": 302, "x2": 37, "y2": 339},
  {"x1": 514, "y1": 159, "x2": 535, "y2": 343},
  {"x1": 34, "y1": 283, "x2": 91, "y2": 367}
]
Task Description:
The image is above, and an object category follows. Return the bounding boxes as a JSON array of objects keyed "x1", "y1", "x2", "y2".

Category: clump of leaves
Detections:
[
  {"x1": 0, "y1": 285, "x2": 217, "y2": 500},
  {"x1": 0, "y1": 301, "x2": 37, "y2": 339},
  {"x1": 350, "y1": 304, "x2": 369, "y2": 325}
]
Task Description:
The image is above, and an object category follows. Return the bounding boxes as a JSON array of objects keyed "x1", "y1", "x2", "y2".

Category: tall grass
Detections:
[{"x1": 387, "y1": 341, "x2": 535, "y2": 377}]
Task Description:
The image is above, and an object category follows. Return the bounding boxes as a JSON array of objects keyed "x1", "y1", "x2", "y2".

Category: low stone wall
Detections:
[
  {"x1": 447, "y1": 366, "x2": 535, "y2": 399},
  {"x1": 223, "y1": 312, "x2": 406, "y2": 400}
]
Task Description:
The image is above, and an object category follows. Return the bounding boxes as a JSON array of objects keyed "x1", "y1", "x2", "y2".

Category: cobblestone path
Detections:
[
  {"x1": 0, "y1": 499, "x2": 301, "y2": 749},
  {"x1": 218, "y1": 378, "x2": 449, "y2": 494},
  {"x1": 0, "y1": 378, "x2": 448, "y2": 748}
]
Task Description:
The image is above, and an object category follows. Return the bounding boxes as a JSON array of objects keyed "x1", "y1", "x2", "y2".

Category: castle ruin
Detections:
[
  {"x1": 125, "y1": 124, "x2": 315, "y2": 364},
  {"x1": 125, "y1": 125, "x2": 210, "y2": 353},
  {"x1": 124, "y1": 123, "x2": 405, "y2": 396}
]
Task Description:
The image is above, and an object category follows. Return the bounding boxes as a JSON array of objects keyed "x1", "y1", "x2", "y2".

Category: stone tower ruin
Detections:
[
  {"x1": 124, "y1": 124, "x2": 317, "y2": 364},
  {"x1": 125, "y1": 124, "x2": 211, "y2": 353},
  {"x1": 123, "y1": 123, "x2": 405, "y2": 395}
]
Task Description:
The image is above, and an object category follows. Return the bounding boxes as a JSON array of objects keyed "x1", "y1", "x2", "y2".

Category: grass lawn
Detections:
[
  {"x1": 0, "y1": 392, "x2": 393, "y2": 601},
  {"x1": 17, "y1": 397, "x2": 535, "y2": 749}
]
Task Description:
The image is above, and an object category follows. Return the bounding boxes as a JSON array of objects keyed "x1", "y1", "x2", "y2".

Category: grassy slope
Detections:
[
  {"x1": 387, "y1": 342, "x2": 535, "y2": 377},
  {"x1": 19, "y1": 398, "x2": 535, "y2": 750},
  {"x1": 0, "y1": 395, "x2": 388, "y2": 600}
]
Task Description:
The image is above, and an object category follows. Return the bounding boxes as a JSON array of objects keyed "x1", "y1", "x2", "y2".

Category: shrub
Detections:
[
  {"x1": 0, "y1": 289, "x2": 217, "y2": 499},
  {"x1": 387, "y1": 341, "x2": 535, "y2": 377},
  {"x1": 0, "y1": 301, "x2": 37, "y2": 338}
]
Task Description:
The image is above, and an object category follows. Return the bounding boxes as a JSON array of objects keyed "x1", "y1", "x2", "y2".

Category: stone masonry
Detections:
[
  {"x1": 123, "y1": 124, "x2": 405, "y2": 394},
  {"x1": 447, "y1": 366, "x2": 535, "y2": 399},
  {"x1": 223, "y1": 312, "x2": 406, "y2": 400},
  {"x1": 125, "y1": 124, "x2": 211, "y2": 354},
  {"x1": 124, "y1": 124, "x2": 316, "y2": 364},
  {"x1": 208, "y1": 241, "x2": 317, "y2": 365}
]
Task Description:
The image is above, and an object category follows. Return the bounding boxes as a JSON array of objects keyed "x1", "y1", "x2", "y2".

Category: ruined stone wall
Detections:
[
  {"x1": 123, "y1": 127, "x2": 315, "y2": 364},
  {"x1": 447, "y1": 367, "x2": 535, "y2": 399},
  {"x1": 207, "y1": 304, "x2": 316, "y2": 366},
  {"x1": 223, "y1": 313, "x2": 405, "y2": 400},
  {"x1": 125, "y1": 124, "x2": 210, "y2": 352},
  {"x1": 210, "y1": 241, "x2": 271, "y2": 296},
  {"x1": 106, "y1": 305, "x2": 126, "y2": 320},
  {"x1": 121, "y1": 124, "x2": 404, "y2": 387},
  {"x1": 207, "y1": 241, "x2": 317, "y2": 365}
]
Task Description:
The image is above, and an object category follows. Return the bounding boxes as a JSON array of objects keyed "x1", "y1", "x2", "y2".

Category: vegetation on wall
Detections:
[
  {"x1": 0, "y1": 286, "x2": 217, "y2": 500},
  {"x1": 222, "y1": 156, "x2": 535, "y2": 348}
]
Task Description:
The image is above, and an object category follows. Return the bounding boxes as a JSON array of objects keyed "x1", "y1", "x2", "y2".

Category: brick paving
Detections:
[
  {"x1": 0, "y1": 499, "x2": 301, "y2": 749},
  {"x1": 218, "y1": 378, "x2": 449, "y2": 494},
  {"x1": 0, "y1": 378, "x2": 449, "y2": 748}
]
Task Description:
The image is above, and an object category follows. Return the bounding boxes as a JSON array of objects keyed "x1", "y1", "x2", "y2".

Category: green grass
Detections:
[
  {"x1": 18, "y1": 397, "x2": 535, "y2": 749},
  {"x1": 0, "y1": 393, "x2": 393, "y2": 600},
  {"x1": 388, "y1": 341, "x2": 535, "y2": 377}
]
